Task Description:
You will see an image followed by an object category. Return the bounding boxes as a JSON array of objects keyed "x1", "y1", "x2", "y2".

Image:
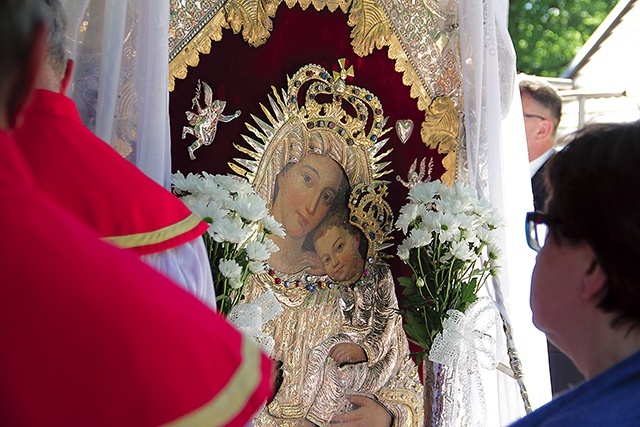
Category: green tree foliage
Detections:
[{"x1": 509, "y1": 0, "x2": 619, "y2": 77}]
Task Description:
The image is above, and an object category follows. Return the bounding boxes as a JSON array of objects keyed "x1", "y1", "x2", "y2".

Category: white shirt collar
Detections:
[{"x1": 530, "y1": 148, "x2": 555, "y2": 178}]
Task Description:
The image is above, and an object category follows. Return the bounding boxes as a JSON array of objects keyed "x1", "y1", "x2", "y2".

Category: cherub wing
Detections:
[
  {"x1": 203, "y1": 81, "x2": 213, "y2": 107},
  {"x1": 417, "y1": 158, "x2": 426, "y2": 181}
]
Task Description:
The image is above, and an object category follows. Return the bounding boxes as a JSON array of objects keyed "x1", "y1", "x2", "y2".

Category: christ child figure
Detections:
[{"x1": 301, "y1": 185, "x2": 401, "y2": 426}]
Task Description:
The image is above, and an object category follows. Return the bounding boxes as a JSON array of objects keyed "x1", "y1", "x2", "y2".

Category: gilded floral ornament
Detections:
[
  {"x1": 284, "y1": 0, "x2": 350, "y2": 13},
  {"x1": 224, "y1": 0, "x2": 280, "y2": 47},
  {"x1": 421, "y1": 96, "x2": 459, "y2": 184},
  {"x1": 347, "y1": 0, "x2": 393, "y2": 56}
]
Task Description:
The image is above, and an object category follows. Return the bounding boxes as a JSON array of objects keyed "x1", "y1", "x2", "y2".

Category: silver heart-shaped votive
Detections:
[{"x1": 395, "y1": 119, "x2": 413, "y2": 144}]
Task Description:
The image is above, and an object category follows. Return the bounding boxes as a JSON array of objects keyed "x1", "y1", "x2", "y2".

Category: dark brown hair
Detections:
[
  {"x1": 545, "y1": 121, "x2": 640, "y2": 329},
  {"x1": 0, "y1": 0, "x2": 44, "y2": 95}
]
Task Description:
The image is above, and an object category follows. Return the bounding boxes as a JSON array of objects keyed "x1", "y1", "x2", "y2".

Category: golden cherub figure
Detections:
[{"x1": 182, "y1": 80, "x2": 241, "y2": 160}]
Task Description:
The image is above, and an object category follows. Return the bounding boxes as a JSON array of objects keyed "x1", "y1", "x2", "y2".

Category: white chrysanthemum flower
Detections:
[
  {"x1": 219, "y1": 258, "x2": 242, "y2": 278},
  {"x1": 475, "y1": 198, "x2": 503, "y2": 229},
  {"x1": 409, "y1": 228, "x2": 432, "y2": 249},
  {"x1": 460, "y1": 228, "x2": 481, "y2": 250},
  {"x1": 248, "y1": 261, "x2": 267, "y2": 274},
  {"x1": 457, "y1": 212, "x2": 475, "y2": 229},
  {"x1": 451, "y1": 241, "x2": 475, "y2": 262},
  {"x1": 409, "y1": 181, "x2": 440, "y2": 205},
  {"x1": 263, "y1": 238, "x2": 279, "y2": 254},
  {"x1": 437, "y1": 212, "x2": 461, "y2": 243},
  {"x1": 439, "y1": 251, "x2": 454, "y2": 263},
  {"x1": 211, "y1": 217, "x2": 250, "y2": 244},
  {"x1": 476, "y1": 226, "x2": 491, "y2": 245},
  {"x1": 232, "y1": 193, "x2": 269, "y2": 223},
  {"x1": 211, "y1": 173, "x2": 254, "y2": 195},
  {"x1": 246, "y1": 241, "x2": 271, "y2": 262},
  {"x1": 262, "y1": 215, "x2": 286, "y2": 238},
  {"x1": 437, "y1": 196, "x2": 467, "y2": 216},
  {"x1": 396, "y1": 203, "x2": 419, "y2": 234},
  {"x1": 229, "y1": 277, "x2": 244, "y2": 289},
  {"x1": 172, "y1": 171, "x2": 202, "y2": 194},
  {"x1": 397, "y1": 203, "x2": 434, "y2": 234},
  {"x1": 397, "y1": 240, "x2": 411, "y2": 261},
  {"x1": 187, "y1": 199, "x2": 227, "y2": 224},
  {"x1": 487, "y1": 238, "x2": 502, "y2": 260},
  {"x1": 195, "y1": 177, "x2": 228, "y2": 200}
]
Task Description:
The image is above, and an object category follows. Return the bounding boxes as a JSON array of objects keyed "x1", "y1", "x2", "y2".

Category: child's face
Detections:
[{"x1": 314, "y1": 226, "x2": 365, "y2": 284}]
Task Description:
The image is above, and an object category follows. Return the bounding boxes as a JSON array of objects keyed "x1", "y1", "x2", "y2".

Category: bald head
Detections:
[{"x1": 37, "y1": 0, "x2": 73, "y2": 92}]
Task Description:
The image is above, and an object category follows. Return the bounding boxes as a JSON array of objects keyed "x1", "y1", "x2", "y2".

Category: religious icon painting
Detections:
[
  {"x1": 225, "y1": 59, "x2": 423, "y2": 427},
  {"x1": 168, "y1": 1, "x2": 468, "y2": 425}
]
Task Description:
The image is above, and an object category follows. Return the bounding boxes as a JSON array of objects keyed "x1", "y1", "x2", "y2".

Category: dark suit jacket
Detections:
[{"x1": 532, "y1": 157, "x2": 551, "y2": 212}]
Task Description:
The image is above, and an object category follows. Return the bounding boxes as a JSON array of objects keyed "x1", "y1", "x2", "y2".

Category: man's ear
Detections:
[
  {"x1": 7, "y1": 22, "x2": 46, "y2": 129},
  {"x1": 60, "y1": 59, "x2": 75, "y2": 95},
  {"x1": 537, "y1": 118, "x2": 554, "y2": 140}
]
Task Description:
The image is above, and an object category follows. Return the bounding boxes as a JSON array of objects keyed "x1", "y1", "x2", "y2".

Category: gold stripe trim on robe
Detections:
[
  {"x1": 163, "y1": 336, "x2": 263, "y2": 427},
  {"x1": 102, "y1": 213, "x2": 203, "y2": 249}
]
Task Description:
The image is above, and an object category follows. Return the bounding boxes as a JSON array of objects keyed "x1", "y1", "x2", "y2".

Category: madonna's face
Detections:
[{"x1": 271, "y1": 154, "x2": 345, "y2": 241}]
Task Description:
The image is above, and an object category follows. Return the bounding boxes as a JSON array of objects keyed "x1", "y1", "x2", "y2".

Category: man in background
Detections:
[
  {"x1": 519, "y1": 77, "x2": 562, "y2": 212},
  {"x1": 519, "y1": 77, "x2": 585, "y2": 397},
  {"x1": 13, "y1": 0, "x2": 216, "y2": 309},
  {"x1": 0, "y1": 0, "x2": 270, "y2": 424}
]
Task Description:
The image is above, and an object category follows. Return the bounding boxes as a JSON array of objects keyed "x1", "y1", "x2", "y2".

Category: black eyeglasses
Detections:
[
  {"x1": 523, "y1": 114, "x2": 548, "y2": 121},
  {"x1": 525, "y1": 211, "x2": 554, "y2": 252}
]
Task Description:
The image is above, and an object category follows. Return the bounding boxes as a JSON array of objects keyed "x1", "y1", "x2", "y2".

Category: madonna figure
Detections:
[
  {"x1": 232, "y1": 62, "x2": 423, "y2": 427},
  {"x1": 268, "y1": 152, "x2": 350, "y2": 275}
]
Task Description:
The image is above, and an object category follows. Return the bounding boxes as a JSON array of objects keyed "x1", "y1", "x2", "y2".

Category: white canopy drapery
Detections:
[{"x1": 61, "y1": 0, "x2": 172, "y2": 188}]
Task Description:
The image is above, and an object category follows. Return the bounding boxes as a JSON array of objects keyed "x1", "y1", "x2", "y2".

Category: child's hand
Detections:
[
  {"x1": 329, "y1": 343, "x2": 367, "y2": 366},
  {"x1": 301, "y1": 251, "x2": 326, "y2": 276}
]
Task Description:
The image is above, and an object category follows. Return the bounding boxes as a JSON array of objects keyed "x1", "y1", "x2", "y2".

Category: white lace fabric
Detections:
[{"x1": 228, "y1": 290, "x2": 283, "y2": 357}]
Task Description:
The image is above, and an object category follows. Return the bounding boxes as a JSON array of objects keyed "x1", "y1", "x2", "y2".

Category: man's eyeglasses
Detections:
[
  {"x1": 526, "y1": 211, "x2": 553, "y2": 252},
  {"x1": 523, "y1": 114, "x2": 548, "y2": 121}
]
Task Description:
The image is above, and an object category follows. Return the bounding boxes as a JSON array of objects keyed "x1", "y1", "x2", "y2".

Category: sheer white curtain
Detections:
[
  {"x1": 459, "y1": 0, "x2": 552, "y2": 424},
  {"x1": 60, "y1": 0, "x2": 172, "y2": 188}
]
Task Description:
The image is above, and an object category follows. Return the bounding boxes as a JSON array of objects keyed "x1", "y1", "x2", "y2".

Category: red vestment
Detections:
[
  {"x1": 0, "y1": 130, "x2": 271, "y2": 426},
  {"x1": 13, "y1": 89, "x2": 208, "y2": 256}
]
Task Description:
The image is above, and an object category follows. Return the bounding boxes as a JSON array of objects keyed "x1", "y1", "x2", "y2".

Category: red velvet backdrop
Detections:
[{"x1": 170, "y1": 3, "x2": 446, "y2": 300}]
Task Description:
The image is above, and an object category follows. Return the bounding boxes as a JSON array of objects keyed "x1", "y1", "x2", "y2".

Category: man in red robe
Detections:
[
  {"x1": 13, "y1": 0, "x2": 216, "y2": 309},
  {"x1": 0, "y1": 1, "x2": 271, "y2": 424}
]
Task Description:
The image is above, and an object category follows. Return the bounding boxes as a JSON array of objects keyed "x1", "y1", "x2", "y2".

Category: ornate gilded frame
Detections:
[{"x1": 169, "y1": 0, "x2": 463, "y2": 184}]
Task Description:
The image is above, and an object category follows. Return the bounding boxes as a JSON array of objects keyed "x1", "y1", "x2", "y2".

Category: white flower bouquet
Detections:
[
  {"x1": 395, "y1": 180, "x2": 502, "y2": 357},
  {"x1": 172, "y1": 171, "x2": 285, "y2": 316}
]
